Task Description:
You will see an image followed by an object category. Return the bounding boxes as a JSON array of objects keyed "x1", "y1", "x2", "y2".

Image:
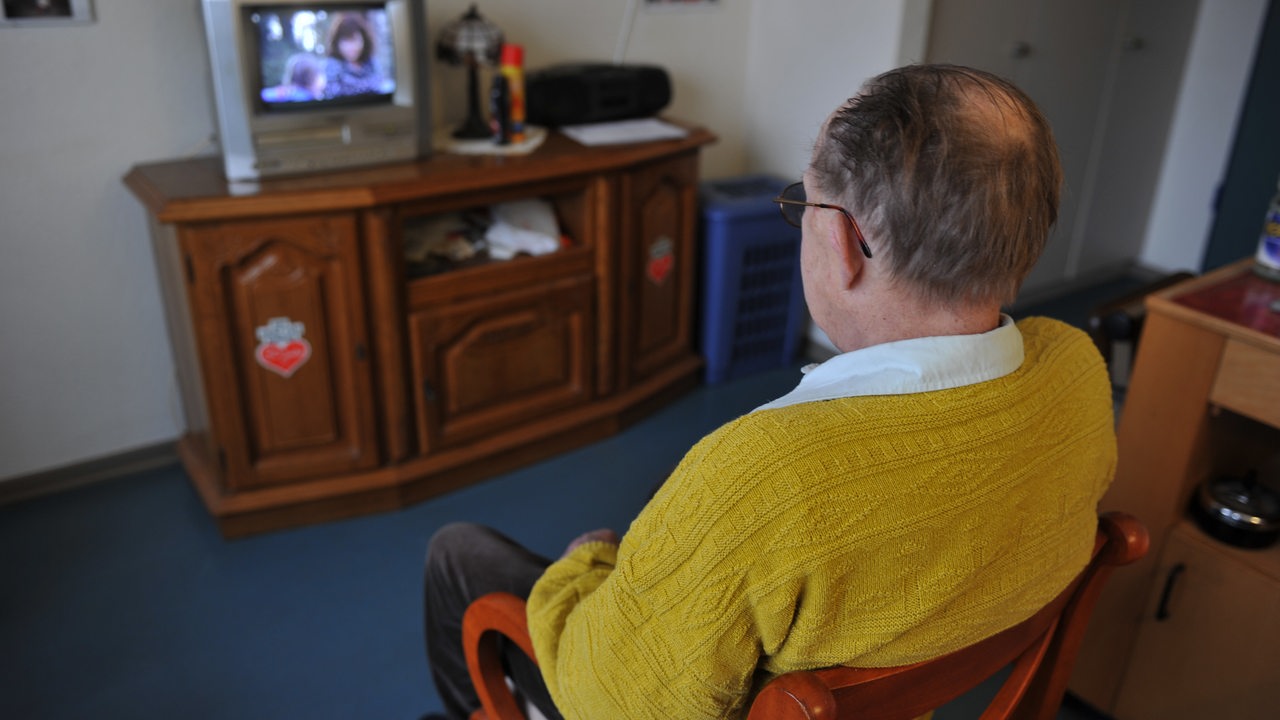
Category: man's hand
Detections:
[{"x1": 563, "y1": 528, "x2": 619, "y2": 557}]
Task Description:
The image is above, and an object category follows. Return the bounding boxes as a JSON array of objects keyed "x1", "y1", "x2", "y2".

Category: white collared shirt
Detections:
[{"x1": 754, "y1": 314, "x2": 1024, "y2": 412}]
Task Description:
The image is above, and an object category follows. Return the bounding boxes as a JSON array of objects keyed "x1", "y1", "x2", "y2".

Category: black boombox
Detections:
[{"x1": 526, "y1": 63, "x2": 672, "y2": 127}]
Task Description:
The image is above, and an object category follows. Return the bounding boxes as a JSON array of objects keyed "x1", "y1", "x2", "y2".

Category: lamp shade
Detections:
[{"x1": 436, "y1": 4, "x2": 503, "y2": 66}]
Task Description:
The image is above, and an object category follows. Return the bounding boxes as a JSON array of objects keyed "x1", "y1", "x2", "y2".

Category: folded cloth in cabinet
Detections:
[{"x1": 486, "y1": 199, "x2": 561, "y2": 260}]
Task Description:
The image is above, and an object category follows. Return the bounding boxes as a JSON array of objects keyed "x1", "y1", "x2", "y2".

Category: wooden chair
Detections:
[{"x1": 461, "y1": 512, "x2": 1149, "y2": 720}]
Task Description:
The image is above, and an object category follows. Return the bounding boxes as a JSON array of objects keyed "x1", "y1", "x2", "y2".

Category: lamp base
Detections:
[
  {"x1": 452, "y1": 62, "x2": 492, "y2": 140},
  {"x1": 452, "y1": 116, "x2": 491, "y2": 140}
]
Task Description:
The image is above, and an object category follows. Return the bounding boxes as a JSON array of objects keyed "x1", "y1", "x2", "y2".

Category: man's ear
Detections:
[{"x1": 829, "y1": 218, "x2": 865, "y2": 291}]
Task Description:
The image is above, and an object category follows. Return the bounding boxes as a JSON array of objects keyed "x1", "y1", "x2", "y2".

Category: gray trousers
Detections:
[{"x1": 424, "y1": 522, "x2": 564, "y2": 720}]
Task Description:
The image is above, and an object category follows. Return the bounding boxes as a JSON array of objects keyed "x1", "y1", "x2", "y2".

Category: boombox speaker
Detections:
[{"x1": 526, "y1": 63, "x2": 671, "y2": 127}]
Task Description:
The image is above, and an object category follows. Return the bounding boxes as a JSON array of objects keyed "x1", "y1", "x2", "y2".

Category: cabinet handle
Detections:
[
  {"x1": 355, "y1": 343, "x2": 367, "y2": 361},
  {"x1": 422, "y1": 381, "x2": 436, "y2": 403},
  {"x1": 1155, "y1": 563, "x2": 1185, "y2": 621}
]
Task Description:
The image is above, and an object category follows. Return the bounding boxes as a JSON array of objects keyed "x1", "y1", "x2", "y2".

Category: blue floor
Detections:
[{"x1": 0, "y1": 284, "x2": 1135, "y2": 719}]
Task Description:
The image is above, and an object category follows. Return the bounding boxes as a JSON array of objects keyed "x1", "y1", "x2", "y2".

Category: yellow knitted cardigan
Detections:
[{"x1": 528, "y1": 318, "x2": 1116, "y2": 719}]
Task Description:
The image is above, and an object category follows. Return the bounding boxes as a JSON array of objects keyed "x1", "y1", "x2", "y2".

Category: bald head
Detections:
[{"x1": 810, "y1": 64, "x2": 1062, "y2": 307}]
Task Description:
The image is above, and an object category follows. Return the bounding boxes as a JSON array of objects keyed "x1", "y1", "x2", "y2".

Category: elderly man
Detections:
[{"x1": 422, "y1": 63, "x2": 1115, "y2": 720}]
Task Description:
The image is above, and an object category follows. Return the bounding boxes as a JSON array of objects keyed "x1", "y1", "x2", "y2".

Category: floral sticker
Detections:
[{"x1": 254, "y1": 317, "x2": 312, "y2": 378}]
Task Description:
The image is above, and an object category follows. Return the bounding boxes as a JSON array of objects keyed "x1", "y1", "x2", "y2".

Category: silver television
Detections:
[{"x1": 201, "y1": 0, "x2": 431, "y2": 180}]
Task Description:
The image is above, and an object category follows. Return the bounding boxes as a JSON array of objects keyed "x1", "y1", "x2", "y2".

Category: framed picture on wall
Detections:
[
  {"x1": 0, "y1": 0, "x2": 93, "y2": 26},
  {"x1": 644, "y1": 0, "x2": 720, "y2": 10}
]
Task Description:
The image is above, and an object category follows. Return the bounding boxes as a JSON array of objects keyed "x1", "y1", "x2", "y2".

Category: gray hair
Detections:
[{"x1": 811, "y1": 64, "x2": 1062, "y2": 306}]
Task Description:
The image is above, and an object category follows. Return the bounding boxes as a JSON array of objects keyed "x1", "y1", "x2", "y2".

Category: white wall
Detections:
[
  {"x1": 743, "y1": 1, "x2": 929, "y2": 180},
  {"x1": 0, "y1": 0, "x2": 1263, "y2": 483},
  {"x1": 0, "y1": 2, "x2": 215, "y2": 481},
  {"x1": 0, "y1": 0, "x2": 765, "y2": 482},
  {"x1": 1138, "y1": 0, "x2": 1269, "y2": 272}
]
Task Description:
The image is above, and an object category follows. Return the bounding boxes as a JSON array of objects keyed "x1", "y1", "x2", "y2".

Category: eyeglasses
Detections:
[{"x1": 773, "y1": 182, "x2": 873, "y2": 259}]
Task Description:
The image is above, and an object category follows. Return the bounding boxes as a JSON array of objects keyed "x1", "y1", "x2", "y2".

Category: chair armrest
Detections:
[
  {"x1": 746, "y1": 669, "x2": 837, "y2": 720},
  {"x1": 1097, "y1": 511, "x2": 1150, "y2": 568},
  {"x1": 463, "y1": 592, "x2": 538, "y2": 720}
]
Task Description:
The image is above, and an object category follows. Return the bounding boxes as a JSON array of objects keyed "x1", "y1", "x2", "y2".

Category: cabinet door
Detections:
[
  {"x1": 1113, "y1": 524, "x2": 1280, "y2": 720},
  {"x1": 183, "y1": 213, "x2": 378, "y2": 490},
  {"x1": 617, "y1": 152, "x2": 700, "y2": 387},
  {"x1": 410, "y1": 275, "x2": 594, "y2": 452}
]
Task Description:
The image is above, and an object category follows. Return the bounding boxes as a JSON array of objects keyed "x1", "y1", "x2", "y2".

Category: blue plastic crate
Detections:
[{"x1": 699, "y1": 175, "x2": 807, "y2": 385}]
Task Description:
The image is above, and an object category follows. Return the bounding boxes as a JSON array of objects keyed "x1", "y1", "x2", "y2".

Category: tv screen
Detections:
[{"x1": 252, "y1": 4, "x2": 397, "y2": 110}]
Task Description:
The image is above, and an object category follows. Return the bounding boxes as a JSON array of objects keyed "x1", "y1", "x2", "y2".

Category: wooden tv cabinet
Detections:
[{"x1": 126, "y1": 125, "x2": 715, "y2": 537}]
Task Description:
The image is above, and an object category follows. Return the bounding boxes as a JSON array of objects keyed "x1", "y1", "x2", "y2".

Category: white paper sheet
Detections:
[{"x1": 560, "y1": 118, "x2": 689, "y2": 146}]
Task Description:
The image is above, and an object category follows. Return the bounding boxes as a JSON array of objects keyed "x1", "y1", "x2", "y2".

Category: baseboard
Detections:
[{"x1": 0, "y1": 441, "x2": 180, "y2": 507}]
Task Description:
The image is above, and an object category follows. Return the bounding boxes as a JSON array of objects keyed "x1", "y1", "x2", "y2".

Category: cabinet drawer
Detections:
[
  {"x1": 410, "y1": 275, "x2": 595, "y2": 452},
  {"x1": 1210, "y1": 339, "x2": 1280, "y2": 429}
]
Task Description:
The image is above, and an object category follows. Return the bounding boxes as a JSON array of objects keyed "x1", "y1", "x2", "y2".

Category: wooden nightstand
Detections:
[{"x1": 1070, "y1": 259, "x2": 1280, "y2": 719}]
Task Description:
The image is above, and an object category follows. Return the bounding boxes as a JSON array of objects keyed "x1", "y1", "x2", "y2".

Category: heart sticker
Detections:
[
  {"x1": 254, "y1": 317, "x2": 312, "y2": 378},
  {"x1": 256, "y1": 339, "x2": 312, "y2": 378},
  {"x1": 646, "y1": 236, "x2": 675, "y2": 285},
  {"x1": 647, "y1": 254, "x2": 674, "y2": 284}
]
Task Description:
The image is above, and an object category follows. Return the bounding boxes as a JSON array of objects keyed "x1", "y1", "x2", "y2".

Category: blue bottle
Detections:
[{"x1": 1255, "y1": 175, "x2": 1280, "y2": 281}]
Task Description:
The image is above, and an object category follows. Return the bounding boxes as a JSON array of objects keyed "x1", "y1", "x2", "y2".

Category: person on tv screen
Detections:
[
  {"x1": 261, "y1": 53, "x2": 327, "y2": 103},
  {"x1": 323, "y1": 12, "x2": 389, "y2": 99}
]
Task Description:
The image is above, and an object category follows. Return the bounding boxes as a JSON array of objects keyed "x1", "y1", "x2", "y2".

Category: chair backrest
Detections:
[
  {"x1": 461, "y1": 512, "x2": 1148, "y2": 720},
  {"x1": 744, "y1": 511, "x2": 1149, "y2": 720}
]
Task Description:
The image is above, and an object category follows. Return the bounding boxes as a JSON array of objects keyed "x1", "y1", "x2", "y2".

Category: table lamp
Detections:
[{"x1": 436, "y1": 4, "x2": 504, "y2": 140}]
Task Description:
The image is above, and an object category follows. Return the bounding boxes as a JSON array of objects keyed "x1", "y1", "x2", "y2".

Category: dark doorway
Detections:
[{"x1": 1203, "y1": 0, "x2": 1280, "y2": 271}]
